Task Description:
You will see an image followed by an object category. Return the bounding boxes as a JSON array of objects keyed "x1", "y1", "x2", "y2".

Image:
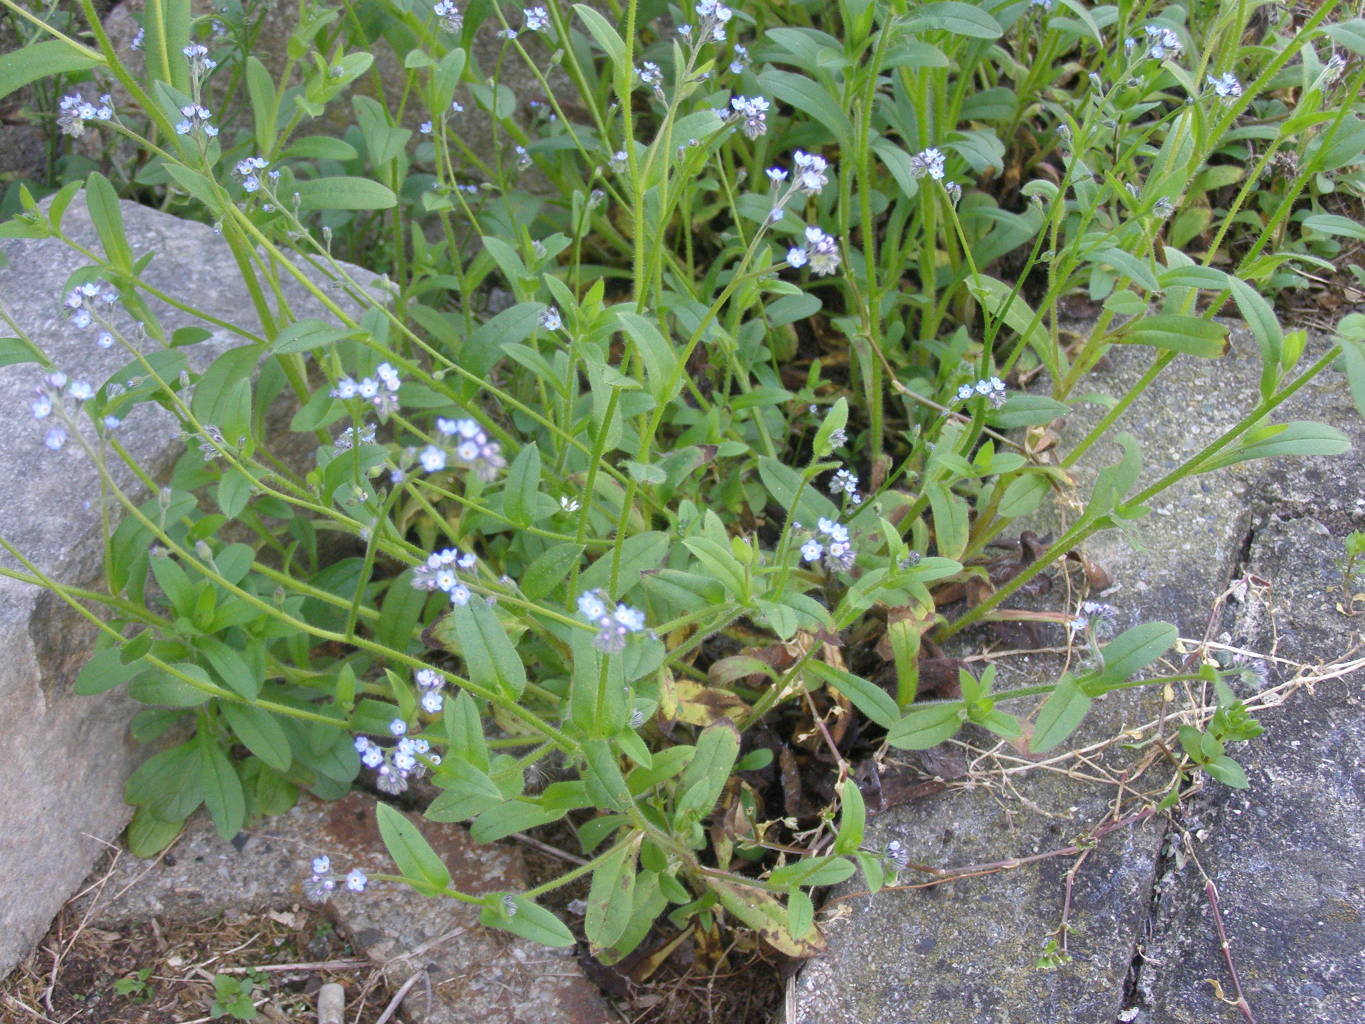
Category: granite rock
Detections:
[{"x1": 0, "y1": 194, "x2": 375, "y2": 977}]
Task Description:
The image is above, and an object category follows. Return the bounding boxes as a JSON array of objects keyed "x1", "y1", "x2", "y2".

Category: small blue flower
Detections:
[
  {"x1": 419, "y1": 445, "x2": 447, "y2": 473},
  {"x1": 1145, "y1": 25, "x2": 1182, "y2": 60},
  {"x1": 434, "y1": 0, "x2": 462, "y2": 33},
  {"x1": 577, "y1": 588, "x2": 646, "y2": 653},
  {"x1": 792, "y1": 150, "x2": 831, "y2": 194},
  {"x1": 730, "y1": 95, "x2": 769, "y2": 139},
  {"x1": 909, "y1": 147, "x2": 945, "y2": 181},
  {"x1": 1207, "y1": 72, "x2": 1242, "y2": 99}
]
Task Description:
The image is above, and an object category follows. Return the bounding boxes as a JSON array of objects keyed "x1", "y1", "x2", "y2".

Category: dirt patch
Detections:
[{"x1": 1, "y1": 869, "x2": 402, "y2": 1024}]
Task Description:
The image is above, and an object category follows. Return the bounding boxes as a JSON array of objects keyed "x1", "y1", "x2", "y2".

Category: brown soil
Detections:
[{"x1": 0, "y1": 888, "x2": 402, "y2": 1024}]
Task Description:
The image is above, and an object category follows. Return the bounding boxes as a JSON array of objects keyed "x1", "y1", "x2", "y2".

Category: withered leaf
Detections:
[
  {"x1": 659, "y1": 670, "x2": 752, "y2": 727},
  {"x1": 1066, "y1": 548, "x2": 1114, "y2": 592},
  {"x1": 708, "y1": 878, "x2": 826, "y2": 958}
]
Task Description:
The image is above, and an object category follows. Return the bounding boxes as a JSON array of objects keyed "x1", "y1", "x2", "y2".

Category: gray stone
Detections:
[
  {"x1": 84, "y1": 792, "x2": 611, "y2": 1024},
  {"x1": 791, "y1": 738, "x2": 1166, "y2": 1024},
  {"x1": 0, "y1": 194, "x2": 375, "y2": 978},
  {"x1": 1137, "y1": 430, "x2": 1364, "y2": 1020},
  {"x1": 789, "y1": 326, "x2": 1363, "y2": 1023}
]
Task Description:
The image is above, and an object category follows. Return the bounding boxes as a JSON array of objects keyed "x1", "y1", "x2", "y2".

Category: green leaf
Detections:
[
  {"x1": 767, "y1": 293, "x2": 822, "y2": 327},
  {"x1": 424, "y1": 759, "x2": 504, "y2": 821},
  {"x1": 454, "y1": 600, "x2": 527, "y2": 698},
  {"x1": 163, "y1": 164, "x2": 220, "y2": 209},
  {"x1": 757, "y1": 69, "x2": 853, "y2": 145},
  {"x1": 1205, "y1": 755, "x2": 1249, "y2": 789},
  {"x1": 996, "y1": 473, "x2": 1050, "y2": 519},
  {"x1": 481, "y1": 893, "x2": 576, "y2": 947},
  {"x1": 375, "y1": 571, "x2": 426, "y2": 652},
  {"x1": 271, "y1": 318, "x2": 350, "y2": 354},
  {"x1": 481, "y1": 235, "x2": 528, "y2": 288},
  {"x1": 1090, "y1": 246, "x2": 1159, "y2": 292},
  {"x1": 987, "y1": 394, "x2": 1070, "y2": 429},
  {"x1": 198, "y1": 732, "x2": 246, "y2": 840},
  {"x1": 767, "y1": 854, "x2": 857, "y2": 889},
  {"x1": 582, "y1": 739, "x2": 632, "y2": 811},
  {"x1": 292, "y1": 727, "x2": 358, "y2": 784},
  {"x1": 976, "y1": 708, "x2": 1023, "y2": 740},
  {"x1": 675, "y1": 720, "x2": 741, "y2": 822},
  {"x1": 292, "y1": 176, "x2": 397, "y2": 211},
  {"x1": 813, "y1": 397, "x2": 849, "y2": 458},
  {"x1": 216, "y1": 465, "x2": 253, "y2": 518},
  {"x1": 1091, "y1": 622, "x2": 1177, "y2": 689},
  {"x1": 1302, "y1": 212, "x2": 1365, "y2": 241},
  {"x1": 129, "y1": 664, "x2": 214, "y2": 707},
  {"x1": 1226, "y1": 278, "x2": 1283, "y2": 397},
  {"x1": 926, "y1": 482, "x2": 968, "y2": 560},
  {"x1": 573, "y1": 4, "x2": 628, "y2": 79},
  {"x1": 0, "y1": 40, "x2": 104, "y2": 102},
  {"x1": 905, "y1": 2, "x2": 1004, "y2": 39},
  {"x1": 75, "y1": 645, "x2": 145, "y2": 695},
  {"x1": 503, "y1": 442, "x2": 541, "y2": 528},
  {"x1": 352, "y1": 95, "x2": 411, "y2": 168},
  {"x1": 245, "y1": 56, "x2": 277, "y2": 153},
  {"x1": 443, "y1": 691, "x2": 490, "y2": 771},
  {"x1": 282, "y1": 136, "x2": 359, "y2": 161},
  {"x1": 885, "y1": 703, "x2": 965, "y2": 750},
  {"x1": 833, "y1": 778, "x2": 865, "y2": 854},
  {"x1": 0, "y1": 336, "x2": 45, "y2": 368},
  {"x1": 627, "y1": 745, "x2": 695, "y2": 794},
  {"x1": 376, "y1": 801, "x2": 452, "y2": 893},
  {"x1": 618, "y1": 311, "x2": 681, "y2": 406},
  {"x1": 470, "y1": 800, "x2": 565, "y2": 842},
  {"x1": 1089, "y1": 433, "x2": 1142, "y2": 518},
  {"x1": 465, "y1": 301, "x2": 543, "y2": 377},
  {"x1": 855, "y1": 851, "x2": 886, "y2": 893},
  {"x1": 198, "y1": 635, "x2": 260, "y2": 700},
  {"x1": 1030, "y1": 676, "x2": 1093, "y2": 753},
  {"x1": 585, "y1": 840, "x2": 638, "y2": 953},
  {"x1": 805, "y1": 661, "x2": 899, "y2": 729},
  {"x1": 682, "y1": 537, "x2": 747, "y2": 599},
  {"x1": 965, "y1": 276, "x2": 1048, "y2": 366},
  {"x1": 191, "y1": 345, "x2": 260, "y2": 447},
  {"x1": 125, "y1": 741, "x2": 199, "y2": 807},
  {"x1": 872, "y1": 138, "x2": 923, "y2": 199},
  {"x1": 787, "y1": 888, "x2": 814, "y2": 939},
  {"x1": 221, "y1": 702, "x2": 291, "y2": 772},
  {"x1": 125, "y1": 804, "x2": 186, "y2": 857},
  {"x1": 1118, "y1": 315, "x2": 1229, "y2": 358},
  {"x1": 86, "y1": 173, "x2": 133, "y2": 272},
  {"x1": 521, "y1": 542, "x2": 584, "y2": 601},
  {"x1": 1200, "y1": 421, "x2": 1351, "y2": 470},
  {"x1": 1339, "y1": 338, "x2": 1365, "y2": 418},
  {"x1": 577, "y1": 531, "x2": 668, "y2": 598},
  {"x1": 432, "y1": 47, "x2": 467, "y2": 111},
  {"x1": 757, "y1": 457, "x2": 839, "y2": 529}
]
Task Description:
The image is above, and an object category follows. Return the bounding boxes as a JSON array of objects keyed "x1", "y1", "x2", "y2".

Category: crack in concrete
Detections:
[
  {"x1": 1116, "y1": 811, "x2": 1174, "y2": 1020},
  {"x1": 1114, "y1": 509, "x2": 1262, "y2": 1022}
]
